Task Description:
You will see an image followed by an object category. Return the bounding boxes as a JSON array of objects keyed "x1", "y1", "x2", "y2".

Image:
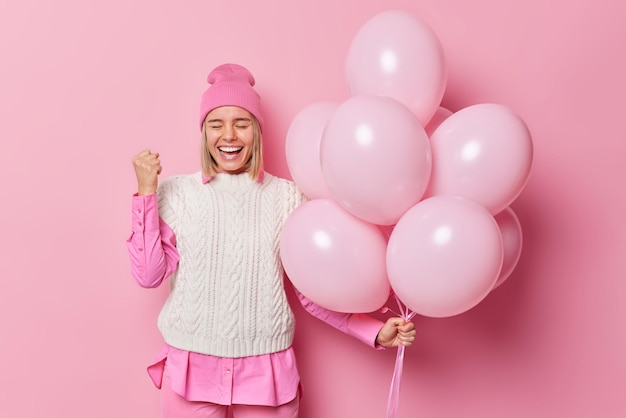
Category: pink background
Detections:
[{"x1": 1, "y1": 0, "x2": 624, "y2": 417}]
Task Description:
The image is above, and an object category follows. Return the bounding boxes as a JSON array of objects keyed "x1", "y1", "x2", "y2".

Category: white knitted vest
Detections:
[{"x1": 156, "y1": 171, "x2": 305, "y2": 358}]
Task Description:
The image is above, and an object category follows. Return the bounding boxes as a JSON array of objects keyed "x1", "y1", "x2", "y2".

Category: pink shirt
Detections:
[{"x1": 126, "y1": 193, "x2": 385, "y2": 406}]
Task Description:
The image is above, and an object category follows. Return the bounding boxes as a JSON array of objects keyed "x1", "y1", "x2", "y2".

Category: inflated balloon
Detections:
[
  {"x1": 379, "y1": 224, "x2": 395, "y2": 241},
  {"x1": 425, "y1": 103, "x2": 533, "y2": 215},
  {"x1": 285, "y1": 102, "x2": 338, "y2": 199},
  {"x1": 492, "y1": 207, "x2": 523, "y2": 289},
  {"x1": 424, "y1": 106, "x2": 453, "y2": 137},
  {"x1": 387, "y1": 196, "x2": 503, "y2": 318},
  {"x1": 346, "y1": 10, "x2": 446, "y2": 125},
  {"x1": 321, "y1": 95, "x2": 432, "y2": 225},
  {"x1": 280, "y1": 199, "x2": 390, "y2": 313}
]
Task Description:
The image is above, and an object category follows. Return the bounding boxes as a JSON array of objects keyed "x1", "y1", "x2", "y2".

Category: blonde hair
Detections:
[{"x1": 201, "y1": 114, "x2": 264, "y2": 181}]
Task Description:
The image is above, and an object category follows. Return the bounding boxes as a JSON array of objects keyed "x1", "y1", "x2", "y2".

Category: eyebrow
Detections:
[{"x1": 206, "y1": 117, "x2": 252, "y2": 124}]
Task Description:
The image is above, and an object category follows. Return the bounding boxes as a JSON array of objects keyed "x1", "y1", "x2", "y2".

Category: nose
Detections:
[{"x1": 222, "y1": 124, "x2": 237, "y2": 140}]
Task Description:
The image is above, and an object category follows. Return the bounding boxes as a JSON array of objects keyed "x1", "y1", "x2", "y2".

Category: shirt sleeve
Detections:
[
  {"x1": 295, "y1": 289, "x2": 385, "y2": 349},
  {"x1": 126, "y1": 193, "x2": 180, "y2": 288}
]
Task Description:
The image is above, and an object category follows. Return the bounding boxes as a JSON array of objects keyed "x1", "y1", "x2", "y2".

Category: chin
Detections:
[{"x1": 219, "y1": 165, "x2": 248, "y2": 174}]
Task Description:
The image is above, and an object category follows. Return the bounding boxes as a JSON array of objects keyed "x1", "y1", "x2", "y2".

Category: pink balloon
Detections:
[
  {"x1": 321, "y1": 95, "x2": 432, "y2": 225},
  {"x1": 387, "y1": 196, "x2": 503, "y2": 318},
  {"x1": 285, "y1": 102, "x2": 338, "y2": 200},
  {"x1": 424, "y1": 106, "x2": 453, "y2": 137},
  {"x1": 280, "y1": 199, "x2": 390, "y2": 313},
  {"x1": 378, "y1": 224, "x2": 395, "y2": 241},
  {"x1": 346, "y1": 10, "x2": 447, "y2": 125},
  {"x1": 492, "y1": 207, "x2": 523, "y2": 289},
  {"x1": 425, "y1": 103, "x2": 533, "y2": 215}
]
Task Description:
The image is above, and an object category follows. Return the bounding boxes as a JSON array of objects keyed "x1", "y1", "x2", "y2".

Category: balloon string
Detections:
[
  {"x1": 385, "y1": 296, "x2": 415, "y2": 418},
  {"x1": 386, "y1": 342, "x2": 405, "y2": 418}
]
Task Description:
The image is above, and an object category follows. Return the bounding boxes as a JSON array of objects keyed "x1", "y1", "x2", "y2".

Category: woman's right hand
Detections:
[{"x1": 132, "y1": 149, "x2": 162, "y2": 196}]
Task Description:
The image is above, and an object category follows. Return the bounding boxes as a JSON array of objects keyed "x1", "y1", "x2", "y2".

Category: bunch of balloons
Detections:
[{"x1": 280, "y1": 10, "x2": 533, "y2": 319}]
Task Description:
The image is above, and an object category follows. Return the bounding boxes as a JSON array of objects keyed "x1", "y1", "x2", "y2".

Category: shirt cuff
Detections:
[
  {"x1": 346, "y1": 313, "x2": 386, "y2": 350},
  {"x1": 131, "y1": 193, "x2": 160, "y2": 231}
]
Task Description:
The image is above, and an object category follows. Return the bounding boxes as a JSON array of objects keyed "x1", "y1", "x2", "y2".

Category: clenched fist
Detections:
[
  {"x1": 132, "y1": 149, "x2": 162, "y2": 196},
  {"x1": 375, "y1": 317, "x2": 416, "y2": 348}
]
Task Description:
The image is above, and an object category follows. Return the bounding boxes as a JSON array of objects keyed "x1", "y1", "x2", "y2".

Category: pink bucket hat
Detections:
[{"x1": 199, "y1": 63, "x2": 264, "y2": 132}]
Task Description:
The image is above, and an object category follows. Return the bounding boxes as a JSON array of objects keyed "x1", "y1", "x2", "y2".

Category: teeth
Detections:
[{"x1": 219, "y1": 146, "x2": 242, "y2": 153}]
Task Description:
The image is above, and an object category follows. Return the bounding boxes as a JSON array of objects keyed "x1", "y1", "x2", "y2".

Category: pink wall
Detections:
[{"x1": 1, "y1": 0, "x2": 624, "y2": 417}]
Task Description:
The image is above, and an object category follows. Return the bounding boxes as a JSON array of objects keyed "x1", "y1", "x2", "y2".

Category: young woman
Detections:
[{"x1": 127, "y1": 63, "x2": 416, "y2": 418}]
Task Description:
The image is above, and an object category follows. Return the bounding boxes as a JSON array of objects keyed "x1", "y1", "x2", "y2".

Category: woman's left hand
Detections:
[{"x1": 375, "y1": 317, "x2": 416, "y2": 348}]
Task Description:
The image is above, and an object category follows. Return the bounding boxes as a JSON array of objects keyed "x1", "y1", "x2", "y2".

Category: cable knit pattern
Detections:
[{"x1": 156, "y1": 171, "x2": 305, "y2": 358}]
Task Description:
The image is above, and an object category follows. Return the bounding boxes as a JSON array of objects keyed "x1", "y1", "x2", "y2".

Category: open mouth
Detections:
[{"x1": 218, "y1": 146, "x2": 243, "y2": 160}]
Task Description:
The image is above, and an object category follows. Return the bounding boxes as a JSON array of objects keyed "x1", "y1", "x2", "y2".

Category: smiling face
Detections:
[{"x1": 203, "y1": 106, "x2": 256, "y2": 175}]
